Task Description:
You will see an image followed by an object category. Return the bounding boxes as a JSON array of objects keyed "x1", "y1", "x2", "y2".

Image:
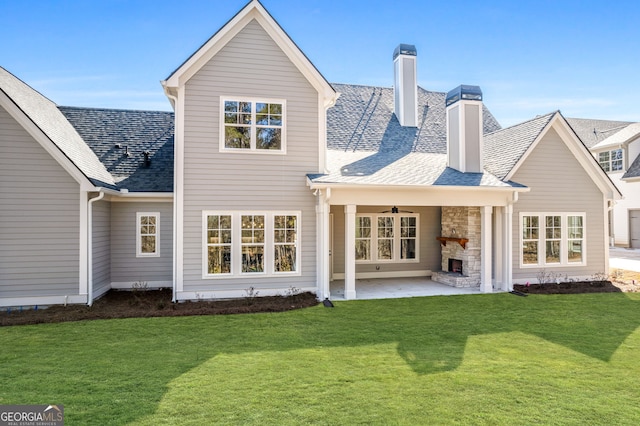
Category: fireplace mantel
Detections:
[{"x1": 436, "y1": 236, "x2": 468, "y2": 249}]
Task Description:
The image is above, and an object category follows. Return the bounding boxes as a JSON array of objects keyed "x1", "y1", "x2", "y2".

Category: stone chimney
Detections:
[
  {"x1": 446, "y1": 85, "x2": 484, "y2": 173},
  {"x1": 393, "y1": 44, "x2": 418, "y2": 127}
]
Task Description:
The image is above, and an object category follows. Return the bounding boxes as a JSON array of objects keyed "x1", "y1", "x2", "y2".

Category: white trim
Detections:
[
  {"x1": 79, "y1": 191, "x2": 89, "y2": 297},
  {"x1": 332, "y1": 269, "x2": 432, "y2": 280},
  {"x1": 174, "y1": 86, "x2": 185, "y2": 298},
  {"x1": 480, "y1": 206, "x2": 492, "y2": 293},
  {"x1": 202, "y1": 210, "x2": 302, "y2": 279},
  {"x1": 518, "y1": 212, "x2": 587, "y2": 268},
  {"x1": 111, "y1": 281, "x2": 173, "y2": 290},
  {"x1": 0, "y1": 294, "x2": 87, "y2": 309},
  {"x1": 219, "y1": 97, "x2": 287, "y2": 154},
  {"x1": 110, "y1": 194, "x2": 173, "y2": 202},
  {"x1": 163, "y1": 1, "x2": 336, "y2": 104},
  {"x1": 136, "y1": 212, "x2": 161, "y2": 258}
]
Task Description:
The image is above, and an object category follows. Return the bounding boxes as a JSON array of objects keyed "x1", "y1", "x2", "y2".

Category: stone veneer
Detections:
[{"x1": 431, "y1": 206, "x2": 482, "y2": 288}]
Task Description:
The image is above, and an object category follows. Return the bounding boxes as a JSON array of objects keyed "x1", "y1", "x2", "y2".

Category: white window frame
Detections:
[
  {"x1": 519, "y1": 212, "x2": 586, "y2": 268},
  {"x1": 136, "y1": 212, "x2": 160, "y2": 258},
  {"x1": 598, "y1": 148, "x2": 623, "y2": 172},
  {"x1": 355, "y1": 213, "x2": 420, "y2": 263},
  {"x1": 219, "y1": 97, "x2": 286, "y2": 154},
  {"x1": 202, "y1": 211, "x2": 301, "y2": 279}
]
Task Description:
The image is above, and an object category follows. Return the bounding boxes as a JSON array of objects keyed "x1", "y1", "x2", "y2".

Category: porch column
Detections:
[
  {"x1": 344, "y1": 204, "x2": 357, "y2": 299},
  {"x1": 502, "y1": 204, "x2": 513, "y2": 291},
  {"x1": 494, "y1": 207, "x2": 504, "y2": 287},
  {"x1": 480, "y1": 205, "x2": 492, "y2": 293},
  {"x1": 316, "y1": 192, "x2": 330, "y2": 299}
]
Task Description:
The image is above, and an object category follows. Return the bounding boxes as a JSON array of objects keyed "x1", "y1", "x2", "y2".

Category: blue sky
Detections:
[{"x1": 1, "y1": 0, "x2": 638, "y2": 127}]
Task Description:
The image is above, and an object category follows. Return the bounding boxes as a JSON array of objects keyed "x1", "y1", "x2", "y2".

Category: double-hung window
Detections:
[
  {"x1": 598, "y1": 149, "x2": 623, "y2": 172},
  {"x1": 136, "y1": 213, "x2": 159, "y2": 257},
  {"x1": 355, "y1": 213, "x2": 419, "y2": 263},
  {"x1": 221, "y1": 99, "x2": 285, "y2": 152},
  {"x1": 203, "y1": 211, "x2": 300, "y2": 278},
  {"x1": 520, "y1": 213, "x2": 585, "y2": 267}
]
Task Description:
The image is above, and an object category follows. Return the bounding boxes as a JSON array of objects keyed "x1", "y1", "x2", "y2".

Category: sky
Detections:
[{"x1": 1, "y1": 0, "x2": 639, "y2": 127}]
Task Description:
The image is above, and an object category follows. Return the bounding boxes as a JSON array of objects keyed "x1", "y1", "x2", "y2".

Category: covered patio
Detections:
[{"x1": 329, "y1": 276, "x2": 484, "y2": 300}]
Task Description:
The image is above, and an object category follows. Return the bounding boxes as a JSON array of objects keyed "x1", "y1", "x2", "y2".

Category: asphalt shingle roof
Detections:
[
  {"x1": 314, "y1": 83, "x2": 511, "y2": 187},
  {"x1": 0, "y1": 66, "x2": 116, "y2": 188},
  {"x1": 566, "y1": 117, "x2": 633, "y2": 148},
  {"x1": 483, "y1": 112, "x2": 556, "y2": 180},
  {"x1": 59, "y1": 107, "x2": 174, "y2": 192}
]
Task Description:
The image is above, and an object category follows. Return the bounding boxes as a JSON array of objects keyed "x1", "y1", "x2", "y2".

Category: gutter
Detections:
[
  {"x1": 87, "y1": 191, "x2": 105, "y2": 306},
  {"x1": 164, "y1": 88, "x2": 179, "y2": 304},
  {"x1": 307, "y1": 178, "x2": 531, "y2": 193}
]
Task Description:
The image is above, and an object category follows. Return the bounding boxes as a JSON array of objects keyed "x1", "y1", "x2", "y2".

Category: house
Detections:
[
  {"x1": 567, "y1": 118, "x2": 640, "y2": 248},
  {"x1": 0, "y1": 0, "x2": 621, "y2": 308}
]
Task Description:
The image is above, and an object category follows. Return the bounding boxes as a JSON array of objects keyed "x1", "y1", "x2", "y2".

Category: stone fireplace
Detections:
[{"x1": 432, "y1": 206, "x2": 482, "y2": 288}]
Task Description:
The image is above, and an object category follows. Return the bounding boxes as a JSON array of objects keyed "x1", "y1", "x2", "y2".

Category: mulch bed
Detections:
[
  {"x1": 513, "y1": 281, "x2": 622, "y2": 294},
  {"x1": 0, "y1": 289, "x2": 319, "y2": 327}
]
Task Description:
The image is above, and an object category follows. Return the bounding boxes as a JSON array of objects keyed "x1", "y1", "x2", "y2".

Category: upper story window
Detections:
[
  {"x1": 598, "y1": 148, "x2": 623, "y2": 172},
  {"x1": 355, "y1": 213, "x2": 419, "y2": 263},
  {"x1": 221, "y1": 99, "x2": 285, "y2": 153},
  {"x1": 136, "y1": 213, "x2": 160, "y2": 257}
]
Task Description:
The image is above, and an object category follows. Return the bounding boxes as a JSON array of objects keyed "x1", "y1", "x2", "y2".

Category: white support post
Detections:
[
  {"x1": 344, "y1": 204, "x2": 357, "y2": 300},
  {"x1": 316, "y1": 193, "x2": 330, "y2": 299},
  {"x1": 494, "y1": 207, "x2": 504, "y2": 288},
  {"x1": 480, "y1": 206, "x2": 493, "y2": 293},
  {"x1": 503, "y1": 204, "x2": 513, "y2": 291}
]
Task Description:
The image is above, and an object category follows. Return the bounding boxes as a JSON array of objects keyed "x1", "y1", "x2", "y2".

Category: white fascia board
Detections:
[
  {"x1": 109, "y1": 193, "x2": 174, "y2": 202},
  {"x1": 307, "y1": 179, "x2": 529, "y2": 193},
  {"x1": 0, "y1": 90, "x2": 94, "y2": 189},
  {"x1": 163, "y1": 1, "x2": 336, "y2": 106}
]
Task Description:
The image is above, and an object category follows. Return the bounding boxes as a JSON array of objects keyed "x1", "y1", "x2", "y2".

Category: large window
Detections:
[
  {"x1": 355, "y1": 213, "x2": 419, "y2": 263},
  {"x1": 203, "y1": 211, "x2": 300, "y2": 278},
  {"x1": 520, "y1": 213, "x2": 585, "y2": 267},
  {"x1": 598, "y1": 149, "x2": 623, "y2": 172},
  {"x1": 221, "y1": 99, "x2": 284, "y2": 152},
  {"x1": 136, "y1": 213, "x2": 159, "y2": 257}
]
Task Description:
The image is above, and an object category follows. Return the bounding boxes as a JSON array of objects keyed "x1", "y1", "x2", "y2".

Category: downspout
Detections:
[
  {"x1": 164, "y1": 88, "x2": 179, "y2": 303},
  {"x1": 87, "y1": 191, "x2": 105, "y2": 306}
]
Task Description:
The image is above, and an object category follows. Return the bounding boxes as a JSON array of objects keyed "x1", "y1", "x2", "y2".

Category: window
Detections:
[
  {"x1": 355, "y1": 217, "x2": 372, "y2": 261},
  {"x1": 520, "y1": 213, "x2": 585, "y2": 267},
  {"x1": 206, "y1": 214, "x2": 232, "y2": 275},
  {"x1": 221, "y1": 99, "x2": 284, "y2": 152},
  {"x1": 598, "y1": 149, "x2": 623, "y2": 172},
  {"x1": 136, "y1": 213, "x2": 159, "y2": 257},
  {"x1": 203, "y1": 211, "x2": 300, "y2": 278},
  {"x1": 355, "y1": 213, "x2": 419, "y2": 263}
]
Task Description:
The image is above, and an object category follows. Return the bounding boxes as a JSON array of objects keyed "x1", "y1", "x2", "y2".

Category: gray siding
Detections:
[
  {"x1": 92, "y1": 199, "x2": 111, "y2": 296},
  {"x1": 110, "y1": 202, "x2": 173, "y2": 285},
  {"x1": 181, "y1": 19, "x2": 319, "y2": 292},
  {"x1": 0, "y1": 106, "x2": 81, "y2": 298},
  {"x1": 330, "y1": 205, "x2": 441, "y2": 276},
  {"x1": 511, "y1": 127, "x2": 607, "y2": 280}
]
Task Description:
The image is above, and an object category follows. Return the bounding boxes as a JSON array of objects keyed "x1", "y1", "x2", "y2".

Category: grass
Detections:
[{"x1": 2, "y1": 293, "x2": 640, "y2": 425}]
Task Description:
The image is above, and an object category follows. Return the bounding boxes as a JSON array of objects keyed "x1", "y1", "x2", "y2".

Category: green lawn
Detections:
[{"x1": 2, "y1": 293, "x2": 640, "y2": 425}]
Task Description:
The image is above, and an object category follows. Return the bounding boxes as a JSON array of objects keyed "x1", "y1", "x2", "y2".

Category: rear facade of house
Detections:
[{"x1": 0, "y1": 0, "x2": 620, "y2": 308}]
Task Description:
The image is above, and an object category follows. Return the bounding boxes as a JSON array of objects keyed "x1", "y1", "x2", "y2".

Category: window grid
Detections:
[
  {"x1": 355, "y1": 213, "x2": 419, "y2": 263},
  {"x1": 377, "y1": 216, "x2": 394, "y2": 261},
  {"x1": 222, "y1": 99, "x2": 284, "y2": 152},
  {"x1": 241, "y1": 215, "x2": 265, "y2": 274},
  {"x1": 274, "y1": 215, "x2": 298, "y2": 273},
  {"x1": 137, "y1": 213, "x2": 159, "y2": 258},
  {"x1": 355, "y1": 216, "x2": 372, "y2": 261},
  {"x1": 520, "y1": 213, "x2": 586, "y2": 267},
  {"x1": 598, "y1": 149, "x2": 623, "y2": 172},
  {"x1": 206, "y1": 214, "x2": 232, "y2": 275}
]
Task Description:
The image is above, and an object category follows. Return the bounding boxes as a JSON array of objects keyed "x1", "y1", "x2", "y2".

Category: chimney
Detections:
[
  {"x1": 393, "y1": 44, "x2": 418, "y2": 127},
  {"x1": 446, "y1": 85, "x2": 484, "y2": 173}
]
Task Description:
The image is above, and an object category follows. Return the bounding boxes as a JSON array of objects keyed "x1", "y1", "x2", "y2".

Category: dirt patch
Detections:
[
  {"x1": 0, "y1": 289, "x2": 319, "y2": 327},
  {"x1": 513, "y1": 268, "x2": 640, "y2": 294}
]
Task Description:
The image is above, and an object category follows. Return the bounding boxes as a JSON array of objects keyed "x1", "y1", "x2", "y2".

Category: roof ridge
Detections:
[
  {"x1": 58, "y1": 105, "x2": 174, "y2": 114},
  {"x1": 484, "y1": 110, "x2": 557, "y2": 137}
]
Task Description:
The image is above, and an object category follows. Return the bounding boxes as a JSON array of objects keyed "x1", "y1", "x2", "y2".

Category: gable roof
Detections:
[
  {"x1": 0, "y1": 66, "x2": 116, "y2": 189},
  {"x1": 483, "y1": 112, "x2": 556, "y2": 180},
  {"x1": 163, "y1": 0, "x2": 336, "y2": 105},
  {"x1": 565, "y1": 117, "x2": 633, "y2": 148},
  {"x1": 623, "y1": 154, "x2": 640, "y2": 180},
  {"x1": 59, "y1": 107, "x2": 174, "y2": 192}
]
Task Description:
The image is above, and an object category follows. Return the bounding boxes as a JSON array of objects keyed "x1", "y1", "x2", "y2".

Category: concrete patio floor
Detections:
[{"x1": 329, "y1": 277, "x2": 482, "y2": 300}]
